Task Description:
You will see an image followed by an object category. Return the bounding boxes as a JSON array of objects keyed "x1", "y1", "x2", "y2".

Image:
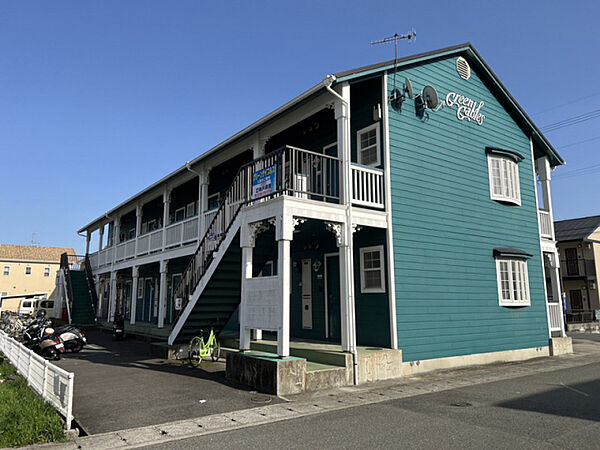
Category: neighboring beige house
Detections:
[
  {"x1": 0, "y1": 244, "x2": 75, "y2": 311},
  {"x1": 553, "y1": 216, "x2": 600, "y2": 325}
]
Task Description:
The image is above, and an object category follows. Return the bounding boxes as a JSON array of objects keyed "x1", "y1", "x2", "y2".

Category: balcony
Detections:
[
  {"x1": 87, "y1": 145, "x2": 387, "y2": 272},
  {"x1": 560, "y1": 259, "x2": 597, "y2": 278}
]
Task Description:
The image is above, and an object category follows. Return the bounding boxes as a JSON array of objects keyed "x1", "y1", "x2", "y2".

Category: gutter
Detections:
[{"x1": 323, "y1": 75, "x2": 360, "y2": 386}]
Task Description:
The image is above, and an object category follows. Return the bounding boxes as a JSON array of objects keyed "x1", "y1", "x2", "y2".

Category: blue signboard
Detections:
[{"x1": 252, "y1": 165, "x2": 276, "y2": 199}]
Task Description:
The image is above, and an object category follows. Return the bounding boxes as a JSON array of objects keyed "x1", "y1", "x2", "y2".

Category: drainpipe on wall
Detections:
[{"x1": 323, "y1": 75, "x2": 359, "y2": 386}]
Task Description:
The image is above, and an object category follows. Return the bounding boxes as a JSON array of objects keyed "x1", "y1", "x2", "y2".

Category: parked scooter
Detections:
[
  {"x1": 21, "y1": 313, "x2": 64, "y2": 360},
  {"x1": 113, "y1": 313, "x2": 125, "y2": 341},
  {"x1": 54, "y1": 324, "x2": 87, "y2": 353}
]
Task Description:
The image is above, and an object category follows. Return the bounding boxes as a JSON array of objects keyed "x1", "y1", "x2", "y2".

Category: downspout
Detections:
[{"x1": 323, "y1": 75, "x2": 359, "y2": 386}]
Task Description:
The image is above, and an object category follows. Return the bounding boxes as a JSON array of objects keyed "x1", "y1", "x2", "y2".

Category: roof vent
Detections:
[{"x1": 456, "y1": 57, "x2": 470, "y2": 80}]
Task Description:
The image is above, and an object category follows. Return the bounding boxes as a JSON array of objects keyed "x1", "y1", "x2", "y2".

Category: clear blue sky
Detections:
[{"x1": 1, "y1": 1, "x2": 599, "y2": 253}]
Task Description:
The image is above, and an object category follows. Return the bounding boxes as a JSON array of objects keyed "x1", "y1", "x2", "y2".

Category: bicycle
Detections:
[{"x1": 188, "y1": 328, "x2": 221, "y2": 367}]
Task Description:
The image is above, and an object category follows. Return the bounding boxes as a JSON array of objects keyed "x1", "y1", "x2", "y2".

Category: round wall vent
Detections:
[{"x1": 456, "y1": 57, "x2": 471, "y2": 80}]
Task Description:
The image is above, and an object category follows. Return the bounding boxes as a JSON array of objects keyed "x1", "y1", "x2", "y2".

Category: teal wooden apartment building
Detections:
[{"x1": 69, "y1": 43, "x2": 570, "y2": 391}]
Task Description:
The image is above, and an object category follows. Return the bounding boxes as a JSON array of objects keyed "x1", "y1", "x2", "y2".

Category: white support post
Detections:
[
  {"x1": 114, "y1": 216, "x2": 121, "y2": 248},
  {"x1": 162, "y1": 188, "x2": 170, "y2": 250},
  {"x1": 278, "y1": 238, "x2": 291, "y2": 357},
  {"x1": 275, "y1": 214, "x2": 293, "y2": 358},
  {"x1": 239, "y1": 245, "x2": 253, "y2": 351},
  {"x1": 99, "y1": 226, "x2": 104, "y2": 252},
  {"x1": 130, "y1": 266, "x2": 139, "y2": 325},
  {"x1": 135, "y1": 204, "x2": 142, "y2": 253},
  {"x1": 95, "y1": 275, "x2": 101, "y2": 318},
  {"x1": 334, "y1": 82, "x2": 357, "y2": 356},
  {"x1": 200, "y1": 169, "x2": 209, "y2": 237},
  {"x1": 536, "y1": 156, "x2": 556, "y2": 239},
  {"x1": 108, "y1": 271, "x2": 117, "y2": 322},
  {"x1": 549, "y1": 252, "x2": 567, "y2": 337},
  {"x1": 85, "y1": 230, "x2": 91, "y2": 255},
  {"x1": 158, "y1": 260, "x2": 168, "y2": 328}
]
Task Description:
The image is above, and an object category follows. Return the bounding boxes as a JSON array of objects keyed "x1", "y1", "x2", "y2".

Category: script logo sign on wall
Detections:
[{"x1": 445, "y1": 92, "x2": 486, "y2": 125}]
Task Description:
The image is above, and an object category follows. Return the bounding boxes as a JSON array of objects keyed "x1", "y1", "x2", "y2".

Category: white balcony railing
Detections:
[
  {"x1": 548, "y1": 302, "x2": 563, "y2": 332},
  {"x1": 539, "y1": 210, "x2": 552, "y2": 239},
  {"x1": 165, "y1": 216, "x2": 199, "y2": 248},
  {"x1": 149, "y1": 229, "x2": 163, "y2": 252},
  {"x1": 351, "y1": 164, "x2": 384, "y2": 209},
  {"x1": 115, "y1": 243, "x2": 126, "y2": 262}
]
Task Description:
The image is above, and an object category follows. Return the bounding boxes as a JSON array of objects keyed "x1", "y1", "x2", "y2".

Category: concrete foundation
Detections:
[
  {"x1": 549, "y1": 337, "x2": 573, "y2": 356},
  {"x1": 400, "y1": 346, "x2": 550, "y2": 377},
  {"x1": 567, "y1": 322, "x2": 600, "y2": 333},
  {"x1": 357, "y1": 348, "x2": 403, "y2": 384},
  {"x1": 226, "y1": 352, "x2": 306, "y2": 395}
]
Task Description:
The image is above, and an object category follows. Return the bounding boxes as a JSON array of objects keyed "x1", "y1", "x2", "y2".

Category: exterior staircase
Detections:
[
  {"x1": 60, "y1": 253, "x2": 97, "y2": 325},
  {"x1": 69, "y1": 271, "x2": 96, "y2": 325}
]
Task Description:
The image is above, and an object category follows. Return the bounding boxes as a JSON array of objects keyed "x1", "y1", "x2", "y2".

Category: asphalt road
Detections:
[
  {"x1": 54, "y1": 329, "x2": 280, "y2": 434},
  {"x1": 147, "y1": 361, "x2": 600, "y2": 449}
]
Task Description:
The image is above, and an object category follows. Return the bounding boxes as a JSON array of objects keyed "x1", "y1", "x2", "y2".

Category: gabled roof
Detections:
[
  {"x1": 333, "y1": 43, "x2": 564, "y2": 167},
  {"x1": 554, "y1": 215, "x2": 600, "y2": 242},
  {"x1": 79, "y1": 43, "x2": 563, "y2": 233},
  {"x1": 0, "y1": 244, "x2": 75, "y2": 263}
]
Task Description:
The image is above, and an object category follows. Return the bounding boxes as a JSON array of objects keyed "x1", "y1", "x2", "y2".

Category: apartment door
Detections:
[
  {"x1": 143, "y1": 278, "x2": 154, "y2": 322},
  {"x1": 325, "y1": 253, "x2": 341, "y2": 342},
  {"x1": 570, "y1": 290, "x2": 583, "y2": 312}
]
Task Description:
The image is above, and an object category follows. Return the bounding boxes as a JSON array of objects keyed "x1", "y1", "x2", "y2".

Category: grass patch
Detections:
[{"x1": 0, "y1": 355, "x2": 65, "y2": 447}]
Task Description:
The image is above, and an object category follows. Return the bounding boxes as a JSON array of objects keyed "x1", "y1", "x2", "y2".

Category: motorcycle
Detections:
[
  {"x1": 22, "y1": 318, "x2": 64, "y2": 360},
  {"x1": 54, "y1": 324, "x2": 87, "y2": 353},
  {"x1": 113, "y1": 313, "x2": 125, "y2": 341}
]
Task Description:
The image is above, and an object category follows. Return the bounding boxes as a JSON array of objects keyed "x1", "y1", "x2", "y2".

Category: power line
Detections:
[
  {"x1": 553, "y1": 162, "x2": 600, "y2": 179},
  {"x1": 541, "y1": 108, "x2": 600, "y2": 132},
  {"x1": 557, "y1": 135, "x2": 600, "y2": 150},
  {"x1": 532, "y1": 92, "x2": 600, "y2": 116}
]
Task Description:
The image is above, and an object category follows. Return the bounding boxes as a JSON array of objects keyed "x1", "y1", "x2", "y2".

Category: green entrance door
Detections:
[{"x1": 325, "y1": 253, "x2": 341, "y2": 342}]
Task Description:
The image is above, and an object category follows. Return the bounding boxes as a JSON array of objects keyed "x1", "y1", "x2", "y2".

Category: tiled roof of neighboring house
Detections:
[
  {"x1": 554, "y1": 215, "x2": 600, "y2": 242},
  {"x1": 0, "y1": 244, "x2": 75, "y2": 262}
]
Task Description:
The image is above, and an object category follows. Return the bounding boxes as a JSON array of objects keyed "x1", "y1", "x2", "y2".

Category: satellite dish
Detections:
[
  {"x1": 404, "y1": 78, "x2": 414, "y2": 100},
  {"x1": 422, "y1": 85, "x2": 439, "y2": 109}
]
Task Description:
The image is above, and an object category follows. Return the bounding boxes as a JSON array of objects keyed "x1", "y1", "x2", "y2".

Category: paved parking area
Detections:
[{"x1": 55, "y1": 329, "x2": 279, "y2": 435}]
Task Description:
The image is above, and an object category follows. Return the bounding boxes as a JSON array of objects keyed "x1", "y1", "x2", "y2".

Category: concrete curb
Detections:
[{"x1": 28, "y1": 339, "x2": 600, "y2": 449}]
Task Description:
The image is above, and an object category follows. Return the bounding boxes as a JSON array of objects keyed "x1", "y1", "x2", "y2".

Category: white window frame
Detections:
[
  {"x1": 360, "y1": 245, "x2": 385, "y2": 293},
  {"x1": 357, "y1": 123, "x2": 381, "y2": 167},
  {"x1": 207, "y1": 193, "x2": 220, "y2": 211},
  {"x1": 44, "y1": 267, "x2": 51, "y2": 277},
  {"x1": 495, "y1": 258, "x2": 531, "y2": 306},
  {"x1": 487, "y1": 154, "x2": 521, "y2": 205},
  {"x1": 3, "y1": 265, "x2": 9, "y2": 276},
  {"x1": 174, "y1": 207, "x2": 185, "y2": 223},
  {"x1": 186, "y1": 201, "x2": 196, "y2": 218},
  {"x1": 25, "y1": 266, "x2": 32, "y2": 275}
]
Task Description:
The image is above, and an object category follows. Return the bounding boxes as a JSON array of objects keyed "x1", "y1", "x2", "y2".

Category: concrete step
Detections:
[{"x1": 221, "y1": 338, "x2": 350, "y2": 368}]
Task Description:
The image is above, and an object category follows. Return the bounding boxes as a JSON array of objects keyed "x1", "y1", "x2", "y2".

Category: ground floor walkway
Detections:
[
  {"x1": 54, "y1": 329, "x2": 281, "y2": 434},
  {"x1": 40, "y1": 333, "x2": 600, "y2": 448}
]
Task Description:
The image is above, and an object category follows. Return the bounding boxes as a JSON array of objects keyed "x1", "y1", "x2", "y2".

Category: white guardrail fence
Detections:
[{"x1": 0, "y1": 331, "x2": 74, "y2": 430}]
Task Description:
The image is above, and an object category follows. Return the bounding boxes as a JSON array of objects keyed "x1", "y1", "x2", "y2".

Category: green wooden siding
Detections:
[{"x1": 387, "y1": 56, "x2": 549, "y2": 361}]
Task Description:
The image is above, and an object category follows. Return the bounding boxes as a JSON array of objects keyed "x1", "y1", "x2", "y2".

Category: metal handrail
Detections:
[{"x1": 172, "y1": 146, "x2": 341, "y2": 323}]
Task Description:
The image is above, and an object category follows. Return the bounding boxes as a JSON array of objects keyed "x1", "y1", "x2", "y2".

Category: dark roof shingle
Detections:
[{"x1": 554, "y1": 215, "x2": 600, "y2": 241}]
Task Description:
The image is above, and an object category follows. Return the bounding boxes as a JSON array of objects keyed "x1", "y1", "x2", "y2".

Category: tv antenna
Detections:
[
  {"x1": 371, "y1": 30, "x2": 416, "y2": 103},
  {"x1": 31, "y1": 232, "x2": 40, "y2": 246}
]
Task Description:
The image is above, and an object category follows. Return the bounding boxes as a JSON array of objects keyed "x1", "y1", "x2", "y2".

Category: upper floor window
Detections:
[
  {"x1": 486, "y1": 148, "x2": 523, "y2": 206},
  {"x1": 357, "y1": 124, "x2": 380, "y2": 167},
  {"x1": 25, "y1": 266, "x2": 32, "y2": 275},
  {"x1": 3, "y1": 266, "x2": 9, "y2": 276},
  {"x1": 360, "y1": 245, "x2": 385, "y2": 293},
  {"x1": 494, "y1": 248, "x2": 531, "y2": 307},
  {"x1": 44, "y1": 267, "x2": 51, "y2": 277}
]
